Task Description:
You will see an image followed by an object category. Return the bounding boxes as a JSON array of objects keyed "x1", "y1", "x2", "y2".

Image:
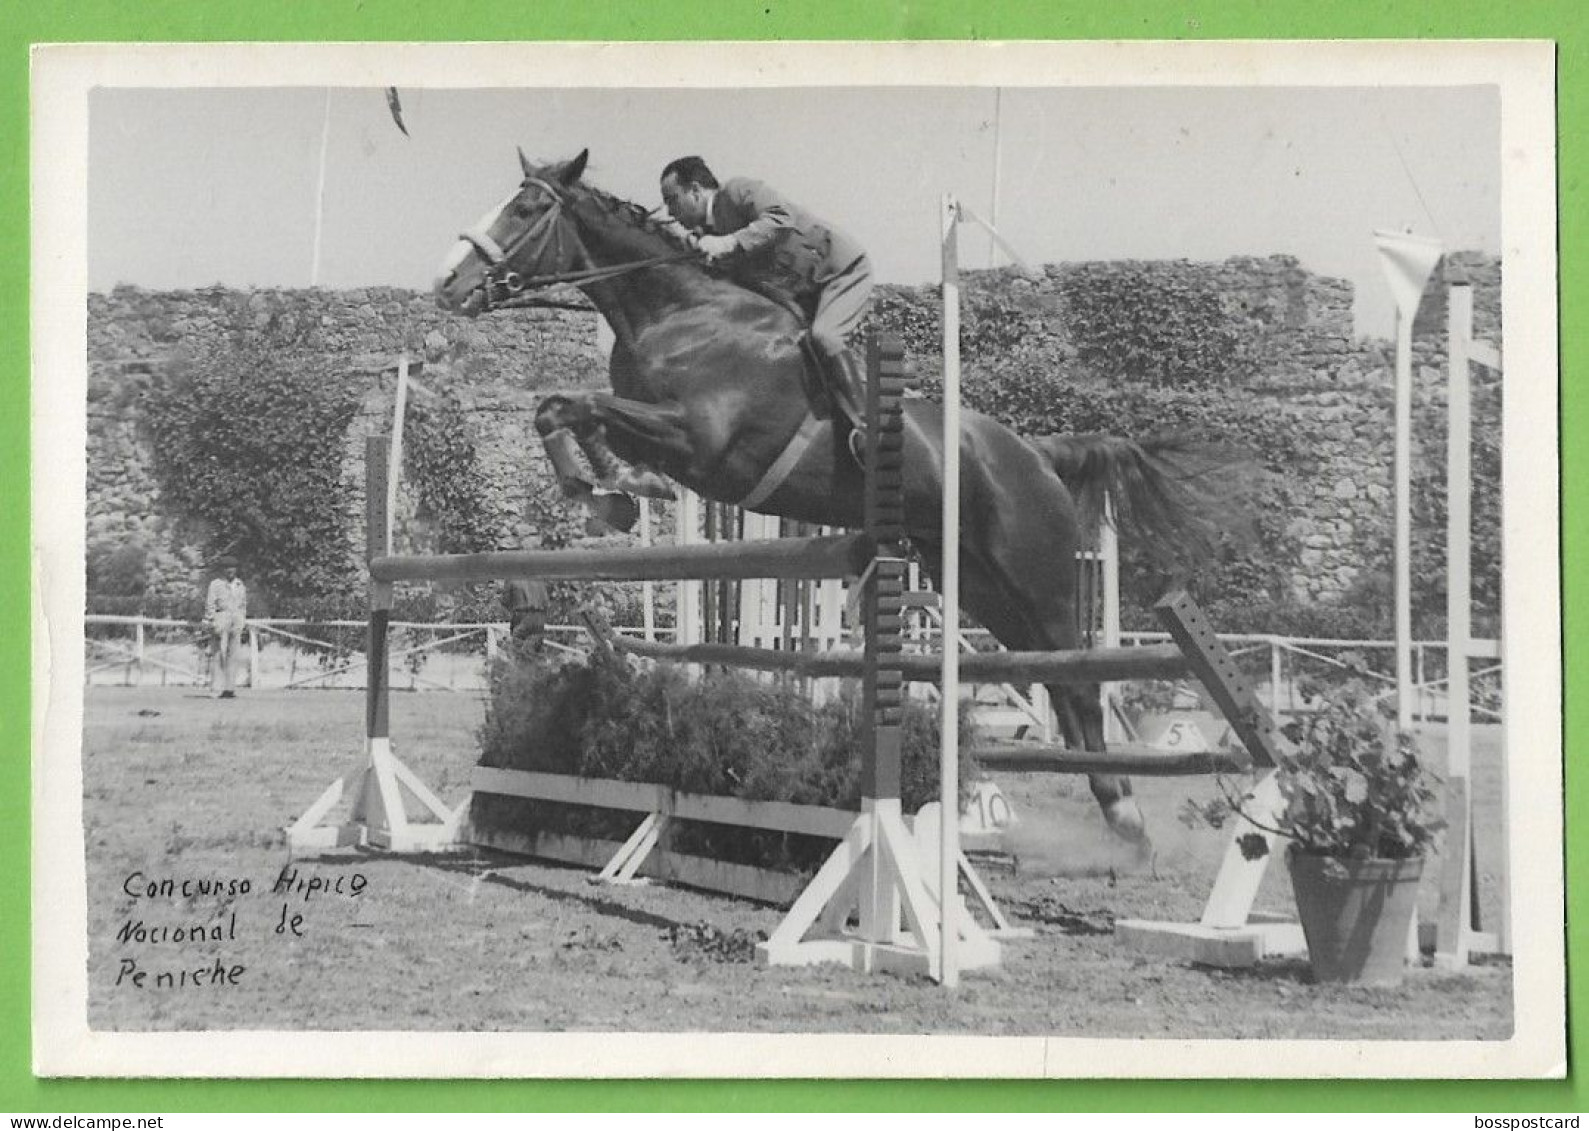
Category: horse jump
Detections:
[
  {"x1": 434, "y1": 149, "x2": 1243, "y2": 849},
  {"x1": 284, "y1": 324, "x2": 1310, "y2": 982},
  {"x1": 290, "y1": 335, "x2": 1016, "y2": 976}
]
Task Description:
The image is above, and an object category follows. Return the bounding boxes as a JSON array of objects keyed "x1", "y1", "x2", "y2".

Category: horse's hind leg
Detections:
[
  {"x1": 1051, "y1": 683, "x2": 1146, "y2": 846},
  {"x1": 914, "y1": 432, "x2": 1148, "y2": 846},
  {"x1": 1000, "y1": 614, "x2": 1147, "y2": 845},
  {"x1": 910, "y1": 532, "x2": 1147, "y2": 847}
]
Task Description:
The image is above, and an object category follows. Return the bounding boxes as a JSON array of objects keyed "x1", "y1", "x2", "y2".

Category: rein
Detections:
[{"x1": 462, "y1": 176, "x2": 701, "y2": 313}]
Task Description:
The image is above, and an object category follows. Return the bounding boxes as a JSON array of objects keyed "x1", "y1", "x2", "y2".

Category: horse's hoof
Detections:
[
  {"x1": 612, "y1": 469, "x2": 677, "y2": 501},
  {"x1": 590, "y1": 489, "x2": 640, "y2": 533},
  {"x1": 559, "y1": 476, "x2": 597, "y2": 501},
  {"x1": 1103, "y1": 798, "x2": 1149, "y2": 845}
]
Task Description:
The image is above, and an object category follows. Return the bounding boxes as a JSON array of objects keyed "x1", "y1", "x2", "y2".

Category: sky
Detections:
[{"x1": 87, "y1": 84, "x2": 1500, "y2": 337}]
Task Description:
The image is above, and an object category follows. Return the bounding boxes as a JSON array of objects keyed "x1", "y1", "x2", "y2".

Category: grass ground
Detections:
[{"x1": 78, "y1": 685, "x2": 1512, "y2": 1042}]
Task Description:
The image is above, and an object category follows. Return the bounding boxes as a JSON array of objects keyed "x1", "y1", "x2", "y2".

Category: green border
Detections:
[{"x1": 5, "y1": 0, "x2": 1581, "y2": 1114}]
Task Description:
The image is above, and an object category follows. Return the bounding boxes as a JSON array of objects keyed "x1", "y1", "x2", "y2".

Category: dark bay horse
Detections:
[{"x1": 433, "y1": 149, "x2": 1227, "y2": 844}]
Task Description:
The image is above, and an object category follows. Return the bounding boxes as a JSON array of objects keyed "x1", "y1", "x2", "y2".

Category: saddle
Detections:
[
  {"x1": 795, "y1": 334, "x2": 866, "y2": 435},
  {"x1": 742, "y1": 284, "x2": 865, "y2": 435}
]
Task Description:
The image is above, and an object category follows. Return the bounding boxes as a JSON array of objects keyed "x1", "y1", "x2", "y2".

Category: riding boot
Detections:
[
  {"x1": 542, "y1": 427, "x2": 598, "y2": 496},
  {"x1": 807, "y1": 334, "x2": 866, "y2": 434}
]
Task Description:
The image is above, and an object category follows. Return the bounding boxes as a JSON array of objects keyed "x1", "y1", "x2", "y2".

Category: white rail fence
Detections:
[
  {"x1": 1117, "y1": 629, "x2": 1504, "y2": 726},
  {"x1": 84, "y1": 614, "x2": 613, "y2": 693},
  {"x1": 84, "y1": 613, "x2": 1502, "y2": 727}
]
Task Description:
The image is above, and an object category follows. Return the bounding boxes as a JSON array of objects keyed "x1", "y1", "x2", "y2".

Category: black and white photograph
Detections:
[{"x1": 32, "y1": 41, "x2": 1562, "y2": 1078}]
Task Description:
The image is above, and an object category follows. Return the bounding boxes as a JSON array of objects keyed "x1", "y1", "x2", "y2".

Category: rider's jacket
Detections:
[{"x1": 707, "y1": 178, "x2": 867, "y2": 302}]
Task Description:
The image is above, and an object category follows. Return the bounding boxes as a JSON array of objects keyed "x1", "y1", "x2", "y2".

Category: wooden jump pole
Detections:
[
  {"x1": 1435, "y1": 276, "x2": 1507, "y2": 967},
  {"x1": 366, "y1": 434, "x2": 393, "y2": 747},
  {"x1": 939, "y1": 194, "x2": 962, "y2": 986},
  {"x1": 368, "y1": 353, "x2": 408, "y2": 745},
  {"x1": 283, "y1": 362, "x2": 467, "y2": 854},
  {"x1": 612, "y1": 636, "x2": 1191, "y2": 683},
  {"x1": 1375, "y1": 231, "x2": 1444, "y2": 730},
  {"x1": 974, "y1": 743, "x2": 1248, "y2": 776},
  {"x1": 1436, "y1": 278, "x2": 1475, "y2": 968},
  {"x1": 369, "y1": 533, "x2": 873, "y2": 585}
]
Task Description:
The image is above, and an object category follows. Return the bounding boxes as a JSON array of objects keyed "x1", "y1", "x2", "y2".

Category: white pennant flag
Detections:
[{"x1": 1373, "y1": 230, "x2": 1444, "y2": 321}]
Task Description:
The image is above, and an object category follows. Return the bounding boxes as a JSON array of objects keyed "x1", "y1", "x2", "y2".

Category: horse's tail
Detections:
[{"x1": 1029, "y1": 434, "x2": 1250, "y2": 571}]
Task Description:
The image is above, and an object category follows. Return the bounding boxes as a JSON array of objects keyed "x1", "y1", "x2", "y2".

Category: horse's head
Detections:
[{"x1": 434, "y1": 149, "x2": 590, "y2": 317}]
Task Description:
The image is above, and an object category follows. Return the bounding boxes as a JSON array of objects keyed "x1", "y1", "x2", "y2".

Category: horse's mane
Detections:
[
  {"x1": 564, "y1": 176, "x2": 696, "y2": 260},
  {"x1": 542, "y1": 158, "x2": 799, "y2": 319}
]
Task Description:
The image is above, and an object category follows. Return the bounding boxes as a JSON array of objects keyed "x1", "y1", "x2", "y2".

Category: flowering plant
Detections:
[{"x1": 1183, "y1": 670, "x2": 1445, "y2": 862}]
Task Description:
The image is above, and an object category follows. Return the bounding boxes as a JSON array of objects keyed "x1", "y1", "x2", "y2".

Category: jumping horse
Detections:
[{"x1": 433, "y1": 149, "x2": 1228, "y2": 844}]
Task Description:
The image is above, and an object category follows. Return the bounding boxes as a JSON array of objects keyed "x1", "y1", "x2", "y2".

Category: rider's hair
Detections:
[{"x1": 660, "y1": 156, "x2": 720, "y2": 190}]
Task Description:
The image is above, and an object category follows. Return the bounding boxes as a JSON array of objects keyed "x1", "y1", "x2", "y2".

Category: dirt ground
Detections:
[{"x1": 79, "y1": 686, "x2": 1512, "y2": 1039}]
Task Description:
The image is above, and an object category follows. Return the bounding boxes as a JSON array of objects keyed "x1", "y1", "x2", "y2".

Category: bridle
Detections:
[{"x1": 458, "y1": 176, "x2": 699, "y2": 313}]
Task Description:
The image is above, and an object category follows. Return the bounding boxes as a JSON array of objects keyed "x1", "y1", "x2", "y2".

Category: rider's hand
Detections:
[
  {"x1": 659, "y1": 219, "x2": 695, "y2": 245},
  {"x1": 696, "y1": 234, "x2": 738, "y2": 262}
]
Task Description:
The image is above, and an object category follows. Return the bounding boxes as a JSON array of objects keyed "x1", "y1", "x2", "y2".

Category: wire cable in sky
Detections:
[{"x1": 1379, "y1": 112, "x2": 1444, "y2": 244}]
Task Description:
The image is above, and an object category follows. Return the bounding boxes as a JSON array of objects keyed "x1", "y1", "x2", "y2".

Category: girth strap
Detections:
[{"x1": 737, "y1": 413, "x2": 823, "y2": 511}]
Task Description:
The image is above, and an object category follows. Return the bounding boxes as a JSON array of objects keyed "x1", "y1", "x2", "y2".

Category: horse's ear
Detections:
[
  {"x1": 560, "y1": 148, "x2": 589, "y2": 185},
  {"x1": 517, "y1": 147, "x2": 534, "y2": 177}
]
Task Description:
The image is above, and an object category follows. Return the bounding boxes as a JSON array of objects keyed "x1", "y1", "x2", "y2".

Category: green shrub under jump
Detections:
[{"x1": 474, "y1": 644, "x2": 978, "y2": 881}]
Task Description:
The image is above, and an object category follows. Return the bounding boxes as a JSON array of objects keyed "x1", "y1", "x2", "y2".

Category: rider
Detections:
[{"x1": 659, "y1": 156, "x2": 873, "y2": 427}]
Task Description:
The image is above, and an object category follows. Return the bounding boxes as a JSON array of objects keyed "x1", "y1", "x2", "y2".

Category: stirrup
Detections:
[{"x1": 844, "y1": 420, "x2": 866, "y2": 468}]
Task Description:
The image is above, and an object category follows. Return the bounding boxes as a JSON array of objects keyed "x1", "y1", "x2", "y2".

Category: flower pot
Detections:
[{"x1": 1285, "y1": 847, "x2": 1424, "y2": 985}]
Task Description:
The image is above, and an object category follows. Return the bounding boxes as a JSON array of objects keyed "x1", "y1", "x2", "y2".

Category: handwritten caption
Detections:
[{"x1": 112, "y1": 864, "x2": 367, "y2": 991}]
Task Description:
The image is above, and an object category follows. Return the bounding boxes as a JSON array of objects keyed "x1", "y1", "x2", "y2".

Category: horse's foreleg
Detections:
[
  {"x1": 583, "y1": 392, "x2": 701, "y2": 475},
  {"x1": 536, "y1": 395, "x2": 680, "y2": 499}
]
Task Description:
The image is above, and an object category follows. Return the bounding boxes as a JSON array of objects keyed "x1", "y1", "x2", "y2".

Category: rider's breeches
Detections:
[{"x1": 811, "y1": 254, "x2": 874, "y2": 358}]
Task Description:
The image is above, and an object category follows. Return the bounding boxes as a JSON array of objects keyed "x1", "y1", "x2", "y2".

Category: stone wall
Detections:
[
  {"x1": 85, "y1": 251, "x2": 1500, "y2": 618},
  {"x1": 1253, "y1": 250, "x2": 1500, "y2": 604},
  {"x1": 87, "y1": 285, "x2": 606, "y2": 613},
  {"x1": 867, "y1": 252, "x2": 1498, "y2": 607}
]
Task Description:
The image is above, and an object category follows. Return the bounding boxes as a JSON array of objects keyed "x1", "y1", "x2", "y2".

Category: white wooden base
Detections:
[
  {"x1": 287, "y1": 737, "x2": 466, "y2": 854},
  {"x1": 596, "y1": 812, "x2": 670, "y2": 885},
  {"x1": 757, "y1": 799, "x2": 1003, "y2": 977},
  {"x1": 1116, "y1": 914, "x2": 1306, "y2": 968},
  {"x1": 464, "y1": 773, "x2": 1031, "y2": 942},
  {"x1": 1424, "y1": 924, "x2": 1502, "y2": 968},
  {"x1": 1116, "y1": 766, "x2": 1501, "y2": 970},
  {"x1": 912, "y1": 802, "x2": 1033, "y2": 942},
  {"x1": 1112, "y1": 771, "x2": 1291, "y2": 968},
  {"x1": 466, "y1": 823, "x2": 810, "y2": 904}
]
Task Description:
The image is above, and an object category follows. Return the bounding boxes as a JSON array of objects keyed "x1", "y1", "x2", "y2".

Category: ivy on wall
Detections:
[
  {"x1": 936, "y1": 353, "x2": 1301, "y2": 631},
  {"x1": 140, "y1": 300, "x2": 364, "y2": 613},
  {"x1": 100, "y1": 265, "x2": 1503, "y2": 639},
  {"x1": 1057, "y1": 262, "x2": 1261, "y2": 388},
  {"x1": 861, "y1": 266, "x2": 1499, "y2": 640},
  {"x1": 390, "y1": 391, "x2": 515, "y2": 624},
  {"x1": 402, "y1": 393, "x2": 497, "y2": 555}
]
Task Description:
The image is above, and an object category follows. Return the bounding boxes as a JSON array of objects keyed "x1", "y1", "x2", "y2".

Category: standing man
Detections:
[
  {"x1": 502, "y1": 577, "x2": 551, "y2": 652},
  {"x1": 660, "y1": 156, "x2": 873, "y2": 426},
  {"x1": 205, "y1": 555, "x2": 247, "y2": 699}
]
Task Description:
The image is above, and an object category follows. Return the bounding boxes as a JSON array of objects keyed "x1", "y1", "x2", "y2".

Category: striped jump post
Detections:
[
  {"x1": 286, "y1": 429, "x2": 467, "y2": 853},
  {"x1": 756, "y1": 333, "x2": 1003, "y2": 979},
  {"x1": 290, "y1": 334, "x2": 1007, "y2": 980}
]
